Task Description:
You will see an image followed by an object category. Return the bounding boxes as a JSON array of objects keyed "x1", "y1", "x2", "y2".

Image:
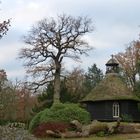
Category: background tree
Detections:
[
  {"x1": 19, "y1": 14, "x2": 93, "y2": 105},
  {"x1": 84, "y1": 64, "x2": 104, "y2": 93},
  {"x1": 15, "y1": 82, "x2": 38, "y2": 122},
  {"x1": 0, "y1": 69, "x2": 7, "y2": 91},
  {"x1": 35, "y1": 82, "x2": 54, "y2": 110},
  {"x1": 0, "y1": 74, "x2": 38, "y2": 123},
  {"x1": 33, "y1": 65, "x2": 104, "y2": 111},
  {"x1": 34, "y1": 67, "x2": 86, "y2": 111},
  {"x1": 0, "y1": 70, "x2": 17, "y2": 121},
  {"x1": 64, "y1": 67, "x2": 86, "y2": 102},
  {"x1": 115, "y1": 40, "x2": 140, "y2": 90},
  {"x1": 0, "y1": 70, "x2": 9, "y2": 120}
]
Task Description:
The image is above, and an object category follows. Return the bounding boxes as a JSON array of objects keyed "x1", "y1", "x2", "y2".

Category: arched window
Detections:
[{"x1": 113, "y1": 102, "x2": 120, "y2": 118}]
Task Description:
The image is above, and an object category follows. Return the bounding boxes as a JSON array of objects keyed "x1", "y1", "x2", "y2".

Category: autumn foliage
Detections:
[
  {"x1": 0, "y1": 71, "x2": 38, "y2": 123},
  {"x1": 115, "y1": 40, "x2": 140, "y2": 89},
  {"x1": 33, "y1": 122, "x2": 69, "y2": 138}
]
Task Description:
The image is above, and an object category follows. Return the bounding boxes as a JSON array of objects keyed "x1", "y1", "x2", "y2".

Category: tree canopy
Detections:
[
  {"x1": 19, "y1": 14, "x2": 93, "y2": 104},
  {"x1": 84, "y1": 64, "x2": 104, "y2": 93}
]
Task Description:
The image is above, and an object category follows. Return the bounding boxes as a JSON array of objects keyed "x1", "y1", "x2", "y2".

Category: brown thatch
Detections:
[{"x1": 82, "y1": 73, "x2": 140, "y2": 102}]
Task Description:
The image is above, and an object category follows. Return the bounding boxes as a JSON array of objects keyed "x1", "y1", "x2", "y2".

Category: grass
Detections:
[{"x1": 40, "y1": 133, "x2": 140, "y2": 140}]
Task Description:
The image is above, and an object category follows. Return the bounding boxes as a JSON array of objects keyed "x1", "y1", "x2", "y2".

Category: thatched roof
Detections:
[{"x1": 82, "y1": 73, "x2": 140, "y2": 102}]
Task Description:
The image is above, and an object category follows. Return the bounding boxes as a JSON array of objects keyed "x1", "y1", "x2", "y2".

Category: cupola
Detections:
[{"x1": 105, "y1": 55, "x2": 119, "y2": 74}]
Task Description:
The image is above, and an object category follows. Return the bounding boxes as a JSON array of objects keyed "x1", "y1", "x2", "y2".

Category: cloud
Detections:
[
  {"x1": 1, "y1": 0, "x2": 54, "y2": 28},
  {"x1": 7, "y1": 68, "x2": 26, "y2": 80},
  {"x1": 0, "y1": 44, "x2": 18, "y2": 64},
  {"x1": 0, "y1": 0, "x2": 140, "y2": 80}
]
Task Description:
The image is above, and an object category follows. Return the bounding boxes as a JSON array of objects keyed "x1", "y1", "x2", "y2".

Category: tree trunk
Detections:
[{"x1": 53, "y1": 63, "x2": 61, "y2": 105}]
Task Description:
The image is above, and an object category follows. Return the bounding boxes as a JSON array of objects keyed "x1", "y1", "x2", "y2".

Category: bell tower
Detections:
[{"x1": 105, "y1": 55, "x2": 119, "y2": 74}]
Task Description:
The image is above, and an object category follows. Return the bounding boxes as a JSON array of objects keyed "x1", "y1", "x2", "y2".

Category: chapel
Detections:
[{"x1": 82, "y1": 56, "x2": 140, "y2": 121}]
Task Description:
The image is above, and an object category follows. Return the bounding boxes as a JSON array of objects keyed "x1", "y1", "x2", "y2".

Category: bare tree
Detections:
[
  {"x1": 0, "y1": 69, "x2": 7, "y2": 91},
  {"x1": 19, "y1": 14, "x2": 93, "y2": 104},
  {"x1": 0, "y1": 19, "x2": 10, "y2": 38}
]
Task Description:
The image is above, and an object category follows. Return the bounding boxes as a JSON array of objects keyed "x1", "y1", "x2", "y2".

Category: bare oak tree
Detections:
[{"x1": 19, "y1": 14, "x2": 93, "y2": 104}]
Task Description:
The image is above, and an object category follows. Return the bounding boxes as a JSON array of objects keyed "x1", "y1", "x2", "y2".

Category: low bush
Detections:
[
  {"x1": 40, "y1": 103, "x2": 90, "y2": 124},
  {"x1": 0, "y1": 120, "x2": 9, "y2": 126},
  {"x1": 29, "y1": 111, "x2": 44, "y2": 132},
  {"x1": 29, "y1": 103, "x2": 90, "y2": 133},
  {"x1": 121, "y1": 114, "x2": 133, "y2": 122},
  {"x1": 33, "y1": 121, "x2": 69, "y2": 138}
]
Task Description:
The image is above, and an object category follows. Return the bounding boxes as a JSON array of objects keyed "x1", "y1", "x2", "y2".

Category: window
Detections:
[{"x1": 113, "y1": 102, "x2": 120, "y2": 118}]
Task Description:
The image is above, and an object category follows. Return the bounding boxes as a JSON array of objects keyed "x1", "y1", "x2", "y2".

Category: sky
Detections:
[{"x1": 0, "y1": 0, "x2": 140, "y2": 81}]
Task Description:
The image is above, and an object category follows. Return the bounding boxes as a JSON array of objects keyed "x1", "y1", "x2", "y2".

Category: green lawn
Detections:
[{"x1": 41, "y1": 133, "x2": 140, "y2": 140}]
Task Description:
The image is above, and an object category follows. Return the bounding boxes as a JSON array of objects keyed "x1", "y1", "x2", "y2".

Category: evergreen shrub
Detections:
[{"x1": 29, "y1": 103, "x2": 90, "y2": 132}]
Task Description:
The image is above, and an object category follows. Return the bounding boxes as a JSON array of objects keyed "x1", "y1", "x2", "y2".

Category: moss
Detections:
[{"x1": 82, "y1": 73, "x2": 140, "y2": 102}]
